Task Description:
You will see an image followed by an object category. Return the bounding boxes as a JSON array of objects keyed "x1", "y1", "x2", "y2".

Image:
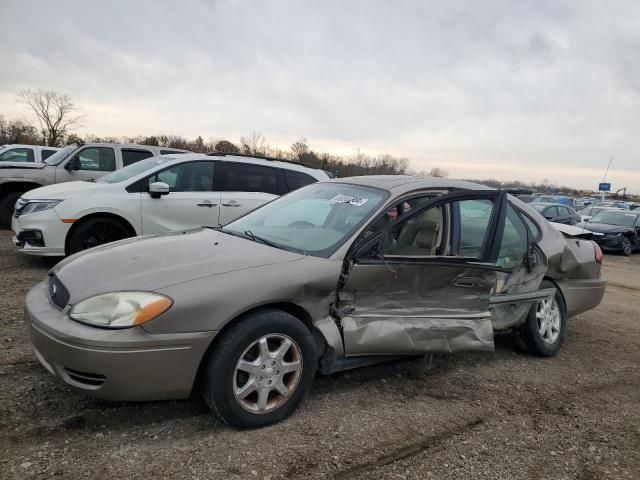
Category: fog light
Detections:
[{"x1": 19, "y1": 230, "x2": 45, "y2": 247}]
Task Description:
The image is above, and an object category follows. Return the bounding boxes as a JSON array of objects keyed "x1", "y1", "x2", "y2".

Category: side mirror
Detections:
[
  {"x1": 64, "y1": 157, "x2": 80, "y2": 171},
  {"x1": 148, "y1": 181, "x2": 170, "y2": 198}
]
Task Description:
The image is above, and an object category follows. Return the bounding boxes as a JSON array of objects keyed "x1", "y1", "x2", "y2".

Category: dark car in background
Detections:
[
  {"x1": 577, "y1": 210, "x2": 640, "y2": 256},
  {"x1": 530, "y1": 202, "x2": 581, "y2": 225},
  {"x1": 578, "y1": 205, "x2": 619, "y2": 222},
  {"x1": 516, "y1": 194, "x2": 537, "y2": 203}
]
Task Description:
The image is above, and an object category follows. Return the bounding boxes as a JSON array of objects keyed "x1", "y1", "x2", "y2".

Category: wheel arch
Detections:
[
  {"x1": 542, "y1": 276, "x2": 567, "y2": 312},
  {"x1": 192, "y1": 302, "x2": 324, "y2": 393},
  {"x1": 64, "y1": 212, "x2": 137, "y2": 255},
  {"x1": 0, "y1": 181, "x2": 43, "y2": 197}
]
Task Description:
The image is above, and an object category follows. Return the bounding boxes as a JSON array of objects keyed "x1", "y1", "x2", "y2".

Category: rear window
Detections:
[
  {"x1": 41, "y1": 149, "x2": 58, "y2": 160},
  {"x1": 284, "y1": 170, "x2": 317, "y2": 192},
  {"x1": 0, "y1": 147, "x2": 35, "y2": 162},
  {"x1": 520, "y1": 211, "x2": 542, "y2": 240},
  {"x1": 122, "y1": 149, "x2": 154, "y2": 167},
  {"x1": 220, "y1": 162, "x2": 278, "y2": 195}
]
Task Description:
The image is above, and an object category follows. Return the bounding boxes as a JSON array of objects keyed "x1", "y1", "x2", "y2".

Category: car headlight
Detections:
[
  {"x1": 69, "y1": 292, "x2": 173, "y2": 329},
  {"x1": 18, "y1": 199, "x2": 62, "y2": 215}
]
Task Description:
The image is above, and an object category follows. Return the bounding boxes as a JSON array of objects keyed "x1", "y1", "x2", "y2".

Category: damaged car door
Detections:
[{"x1": 338, "y1": 190, "x2": 545, "y2": 355}]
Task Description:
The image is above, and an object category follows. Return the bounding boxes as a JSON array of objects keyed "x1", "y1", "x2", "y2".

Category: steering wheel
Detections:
[{"x1": 288, "y1": 220, "x2": 314, "y2": 228}]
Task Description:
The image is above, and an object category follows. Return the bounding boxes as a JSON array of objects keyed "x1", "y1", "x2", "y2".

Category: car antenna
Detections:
[{"x1": 582, "y1": 155, "x2": 614, "y2": 235}]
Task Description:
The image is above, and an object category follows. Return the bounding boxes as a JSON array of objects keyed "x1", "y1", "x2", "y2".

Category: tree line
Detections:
[
  {"x1": 1, "y1": 89, "x2": 412, "y2": 176},
  {"x1": 2, "y1": 89, "x2": 592, "y2": 193}
]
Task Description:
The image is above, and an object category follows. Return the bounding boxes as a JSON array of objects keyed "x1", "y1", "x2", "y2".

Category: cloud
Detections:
[{"x1": 1, "y1": 0, "x2": 639, "y2": 191}]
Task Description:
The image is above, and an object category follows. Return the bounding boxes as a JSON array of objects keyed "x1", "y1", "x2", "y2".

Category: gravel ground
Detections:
[{"x1": 0, "y1": 229, "x2": 638, "y2": 479}]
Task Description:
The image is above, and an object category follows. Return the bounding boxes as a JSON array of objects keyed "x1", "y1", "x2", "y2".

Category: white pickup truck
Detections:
[
  {"x1": 0, "y1": 142, "x2": 189, "y2": 227},
  {"x1": 0, "y1": 144, "x2": 60, "y2": 163}
]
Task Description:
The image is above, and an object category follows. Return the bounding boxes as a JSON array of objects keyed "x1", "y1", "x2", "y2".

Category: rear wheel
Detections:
[
  {"x1": 621, "y1": 236, "x2": 633, "y2": 256},
  {"x1": 516, "y1": 280, "x2": 567, "y2": 357},
  {"x1": 200, "y1": 309, "x2": 317, "y2": 428},
  {"x1": 67, "y1": 217, "x2": 131, "y2": 254},
  {"x1": 0, "y1": 192, "x2": 22, "y2": 229}
]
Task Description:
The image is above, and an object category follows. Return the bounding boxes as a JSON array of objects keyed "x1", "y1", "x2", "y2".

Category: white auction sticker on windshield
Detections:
[{"x1": 329, "y1": 195, "x2": 368, "y2": 206}]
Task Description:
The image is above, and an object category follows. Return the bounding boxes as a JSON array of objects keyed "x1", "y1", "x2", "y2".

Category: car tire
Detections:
[
  {"x1": 621, "y1": 236, "x2": 633, "y2": 256},
  {"x1": 67, "y1": 217, "x2": 131, "y2": 254},
  {"x1": 0, "y1": 192, "x2": 22, "y2": 229},
  {"x1": 200, "y1": 309, "x2": 317, "y2": 428},
  {"x1": 516, "y1": 280, "x2": 567, "y2": 357}
]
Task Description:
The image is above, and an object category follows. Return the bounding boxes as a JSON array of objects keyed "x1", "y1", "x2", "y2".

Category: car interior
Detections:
[
  {"x1": 361, "y1": 197, "x2": 529, "y2": 270},
  {"x1": 384, "y1": 206, "x2": 446, "y2": 256}
]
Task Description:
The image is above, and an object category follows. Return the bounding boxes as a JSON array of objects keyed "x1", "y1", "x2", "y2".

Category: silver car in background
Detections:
[{"x1": 25, "y1": 176, "x2": 605, "y2": 428}]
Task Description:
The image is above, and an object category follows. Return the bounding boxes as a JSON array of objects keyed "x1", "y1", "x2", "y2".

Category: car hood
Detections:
[
  {"x1": 22, "y1": 181, "x2": 102, "y2": 200},
  {"x1": 51, "y1": 228, "x2": 305, "y2": 303},
  {"x1": 575, "y1": 222, "x2": 634, "y2": 234},
  {"x1": 0, "y1": 161, "x2": 46, "y2": 170}
]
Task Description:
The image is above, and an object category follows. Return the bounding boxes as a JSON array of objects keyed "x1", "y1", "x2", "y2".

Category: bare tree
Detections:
[
  {"x1": 0, "y1": 114, "x2": 41, "y2": 144},
  {"x1": 429, "y1": 167, "x2": 448, "y2": 178},
  {"x1": 290, "y1": 137, "x2": 309, "y2": 160},
  {"x1": 214, "y1": 139, "x2": 240, "y2": 154},
  {"x1": 17, "y1": 89, "x2": 85, "y2": 146},
  {"x1": 239, "y1": 131, "x2": 266, "y2": 155}
]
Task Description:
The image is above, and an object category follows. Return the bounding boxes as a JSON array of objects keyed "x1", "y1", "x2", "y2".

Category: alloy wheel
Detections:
[
  {"x1": 233, "y1": 334, "x2": 303, "y2": 414},
  {"x1": 536, "y1": 297, "x2": 561, "y2": 345}
]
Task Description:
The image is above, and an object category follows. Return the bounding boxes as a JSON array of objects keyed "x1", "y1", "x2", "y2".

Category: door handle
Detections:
[
  {"x1": 222, "y1": 201, "x2": 241, "y2": 207},
  {"x1": 453, "y1": 277, "x2": 481, "y2": 288},
  {"x1": 197, "y1": 201, "x2": 218, "y2": 208}
]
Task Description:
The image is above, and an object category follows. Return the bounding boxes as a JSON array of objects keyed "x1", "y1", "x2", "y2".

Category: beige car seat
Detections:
[{"x1": 390, "y1": 207, "x2": 443, "y2": 255}]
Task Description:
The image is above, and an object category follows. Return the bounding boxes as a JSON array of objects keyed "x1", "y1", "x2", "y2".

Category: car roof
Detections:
[
  {"x1": 0, "y1": 144, "x2": 60, "y2": 149},
  {"x1": 326, "y1": 175, "x2": 492, "y2": 194},
  {"x1": 75, "y1": 143, "x2": 189, "y2": 151},
  {"x1": 530, "y1": 202, "x2": 572, "y2": 208},
  {"x1": 157, "y1": 153, "x2": 328, "y2": 176}
]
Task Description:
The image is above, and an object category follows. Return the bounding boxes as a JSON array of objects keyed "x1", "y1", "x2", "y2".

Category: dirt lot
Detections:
[{"x1": 0, "y1": 230, "x2": 638, "y2": 480}]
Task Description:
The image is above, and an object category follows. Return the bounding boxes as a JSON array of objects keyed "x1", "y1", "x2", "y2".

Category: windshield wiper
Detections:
[
  {"x1": 243, "y1": 230, "x2": 279, "y2": 248},
  {"x1": 214, "y1": 227, "x2": 307, "y2": 254}
]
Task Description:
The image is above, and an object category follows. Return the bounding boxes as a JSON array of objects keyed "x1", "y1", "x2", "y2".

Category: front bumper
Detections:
[
  {"x1": 26, "y1": 281, "x2": 216, "y2": 401},
  {"x1": 12, "y1": 210, "x2": 68, "y2": 256}
]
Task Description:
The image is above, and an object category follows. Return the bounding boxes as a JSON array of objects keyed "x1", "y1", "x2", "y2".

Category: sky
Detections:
[{"x1": 1, "y1": 0, "x2": 640, "y2": 193}]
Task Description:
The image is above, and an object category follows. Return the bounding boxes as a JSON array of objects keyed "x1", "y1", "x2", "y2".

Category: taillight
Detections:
[{"x1": 593, "y1": 241, "x2": 603, "y2": 265}]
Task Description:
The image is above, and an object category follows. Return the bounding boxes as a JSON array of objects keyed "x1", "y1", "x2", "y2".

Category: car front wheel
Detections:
[
  {"x1": 621, "y1": 236, "x2": 633, "y2": 256},
  {"x1": 516, "y1": 280, "x2": 567, "y2": 357},
  {"x1": 0, "y1": 192, "x2": 22, "y2": 229},
  {"x1": 200, "y1": 309, "x2": 317, "y2": 428},
  {"x1": 68, "y1": 217, "x2": 131, "y2": 254}
]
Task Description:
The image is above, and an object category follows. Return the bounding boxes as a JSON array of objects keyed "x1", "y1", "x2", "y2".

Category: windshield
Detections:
[
  {"x1": 98, "y1": 156, "x2": 172, "y2": 184},
  {"x1": 589, "y1": 211, "x2": 639, "y2": 227},
  {"x1": 582, "y1": 205, "x2": 607, "y2": 216},
  {"x1": 44, "y1": 144, "x2": 78, "y2": 165},
  {"x1": 224, "y1": 182, "x2": 388, "y2": 257}
]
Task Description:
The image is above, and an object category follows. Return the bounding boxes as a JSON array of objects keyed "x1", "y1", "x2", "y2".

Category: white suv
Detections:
[{"x1": 12, "y1": 153, "x2": 330, "y2": 256}]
